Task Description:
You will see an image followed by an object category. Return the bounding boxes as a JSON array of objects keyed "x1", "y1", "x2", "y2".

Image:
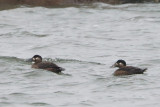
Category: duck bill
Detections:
[
  {"x1": 26, "y1": 58, "x2": 33, "y2": 62},
  {"x1": 110, "y1": 63, "x2": 117, "y2": 68},
  {"x1": 26, "y1": 58, "x2": 35, "y2": 64},
  {"x1": 110, "y1": 64, "x2": 116, "y2": 68}
]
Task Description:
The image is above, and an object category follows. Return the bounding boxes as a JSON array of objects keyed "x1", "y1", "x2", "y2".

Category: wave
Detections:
[
  {"x1": 0, "y1": 56, "x2": 25, "y2": 63},
  {"x1": 44, "y1": 58, "x2": 104, "y2": 65},
  {"x1": 0, "y1": 56, "x2": 104, "y2": 65}
]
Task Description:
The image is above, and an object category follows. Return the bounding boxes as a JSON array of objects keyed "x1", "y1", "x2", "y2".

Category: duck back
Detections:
[
  {"x1": 114, "y1": 66, "x2": 147, "y2": 76},
  {"x1": 32, "y1": 62, "x2": 64, "y2": 73}
]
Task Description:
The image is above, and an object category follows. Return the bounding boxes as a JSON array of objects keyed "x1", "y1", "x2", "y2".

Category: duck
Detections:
[
  {"x1": 31, "y1": 55, "x2": 65, "y2": 73},
  {"x1": 111, "y1": 59, "x2": 147, "y2": 76}
]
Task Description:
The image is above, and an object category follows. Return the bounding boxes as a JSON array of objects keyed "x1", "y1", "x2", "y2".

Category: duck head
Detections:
[
  {"x1": 32, "y1": 55, "x2": 42, "y2": 63},
  {"x1": 111, "y1": 59, "x2": 126, "y2": 68}
]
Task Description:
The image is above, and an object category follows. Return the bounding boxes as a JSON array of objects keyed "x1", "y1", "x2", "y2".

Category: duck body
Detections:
[
  {"x1": 113, "y1": 66, "x2": 147, "y2": 76},
  {"x1": 32, "y1": 62, "x2": 64, "y2": 73},
  {"x1": 111, "y1": 60, "x2": 147, "y2": 76},
  {"x1": 31, "y1": 55, "x2": 64, "y2": 73}
]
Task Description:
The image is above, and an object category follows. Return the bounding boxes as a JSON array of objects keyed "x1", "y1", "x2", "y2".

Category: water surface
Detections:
[{"x1": 0, "y1": 3, "x2": 160, "y2": 107}]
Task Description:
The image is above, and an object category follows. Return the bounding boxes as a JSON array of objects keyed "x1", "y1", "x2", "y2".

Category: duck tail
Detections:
[
  {"x1": 59, "y1": 67, "x2": 65, "y2": 71},
  {"x1": 143, "y1": 68, "x2": 147, "y2": 72}
]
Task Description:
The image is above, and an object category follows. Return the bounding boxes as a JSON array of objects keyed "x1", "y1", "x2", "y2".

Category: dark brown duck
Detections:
[
  {"x1": 31, "y1": 55, "x2": 65, "y2": 73},
  {"x1": 111, "y1": 60, "x2": 147, "y2": 76}
]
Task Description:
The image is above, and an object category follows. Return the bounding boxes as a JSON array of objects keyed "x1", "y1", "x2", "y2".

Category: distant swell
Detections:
[
  {"x1": 0, "y1": 56, "x2": 25, "y2": 62},
  {"x1": 0, "y1": 56, "x2": 104, "y2": 65},
  {"x1": 45, "y1": 58, "x2": 104, "y2": 65}
]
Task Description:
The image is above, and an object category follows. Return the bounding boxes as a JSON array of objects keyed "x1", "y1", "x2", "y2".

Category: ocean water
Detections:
[{"x1": 0, "y1": 3, "x2": 160, "y2": 107}]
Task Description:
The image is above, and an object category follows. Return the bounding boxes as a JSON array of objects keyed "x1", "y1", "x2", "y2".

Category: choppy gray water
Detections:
[{"x1": 0, "y1": 3, "x2": 160, "y2": 107}]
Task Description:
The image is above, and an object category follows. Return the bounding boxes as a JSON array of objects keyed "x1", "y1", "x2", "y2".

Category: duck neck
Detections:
[{"x1": 119, "y1": 65, "x2": 126, "y2": 68}]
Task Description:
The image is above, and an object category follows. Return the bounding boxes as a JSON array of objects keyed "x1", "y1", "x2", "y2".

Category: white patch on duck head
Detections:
[
  {"x1": 32, "y1": 58, "x2": 35, "y2": 63},
  {"x1": 119, "y1": 62, "x2": 125, "y2": 67}
]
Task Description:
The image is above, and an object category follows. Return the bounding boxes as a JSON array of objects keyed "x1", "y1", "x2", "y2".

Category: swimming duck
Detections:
[
  {"x1": 31, "y1": 55, "x2": 65, "y2": 73},
  {"x1": 111, "y1": 59, "x2": 147, "y2": 76}
]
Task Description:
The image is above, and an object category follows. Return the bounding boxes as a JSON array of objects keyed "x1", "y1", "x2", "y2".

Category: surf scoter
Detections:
[
  {"x1": 111, "y1": 59, "x2": 147, "y2": 76},
  {"x1": 31, "y1": 55, "x2": 65, "y2": 73}
]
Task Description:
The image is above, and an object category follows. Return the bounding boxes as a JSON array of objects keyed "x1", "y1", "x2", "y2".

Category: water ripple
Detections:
[{"x1": 0, "y1": 3, "x2": 160, "y2": 107}]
